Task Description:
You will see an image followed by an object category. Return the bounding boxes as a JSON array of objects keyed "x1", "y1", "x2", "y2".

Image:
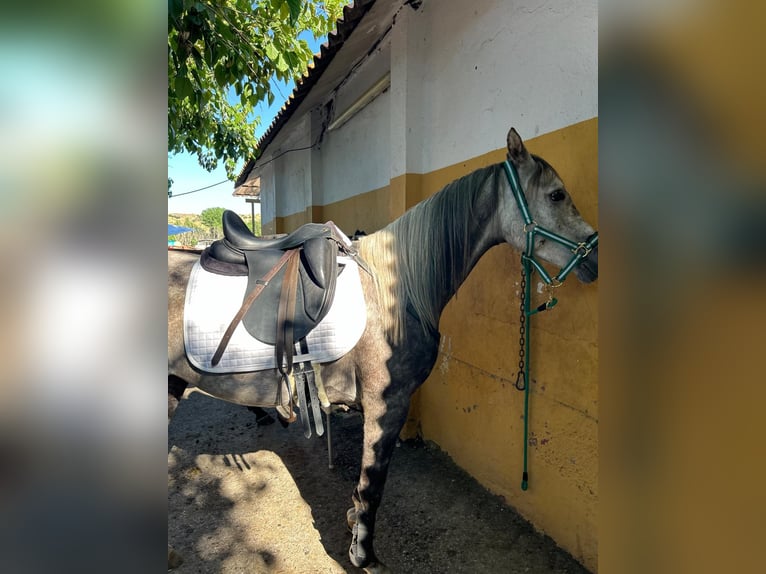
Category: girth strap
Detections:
[
  {"x1": 294, "y1": 368, "x2": 312, "y2": 438},
  {"x1": 299, "y1": 338, "x2": 324, "y2": 437},
  {"x1": 275, "y1": 249, "x2": 301, "y2": 377},
  {"x1": 211, "y1": 248, "x2": 299, "y2": 367},
  {"x1": 291, "y1": 339, "x2": 325, "y2": 438}
]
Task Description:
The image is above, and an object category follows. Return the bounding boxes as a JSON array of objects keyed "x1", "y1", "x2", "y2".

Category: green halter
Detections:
[{"x1": 502, "y1": 159, "x2": 598, "y2": 490}]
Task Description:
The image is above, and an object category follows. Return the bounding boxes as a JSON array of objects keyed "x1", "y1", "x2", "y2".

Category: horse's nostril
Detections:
[{"x1": 585, "y1": 252, "x2": 598, "y2": 278}]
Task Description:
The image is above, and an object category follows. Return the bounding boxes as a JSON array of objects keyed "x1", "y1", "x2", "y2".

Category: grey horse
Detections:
[{"x1": 168, "y1": 127, "x2": 598, "y2": 572}]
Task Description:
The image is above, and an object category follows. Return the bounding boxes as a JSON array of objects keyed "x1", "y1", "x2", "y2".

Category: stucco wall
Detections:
[
  {"x1": 415, "y1": 0, "x2": 597, "y2": 173},
  {"x1": 319, "y1": 88, "x2": 391, "y2": 206},
  {"x1": 413, "y1": 119, "x2": 599, "y2": 570},
  {"x1": 265, "y1": 0, "x2": 597, "y2": 228}
]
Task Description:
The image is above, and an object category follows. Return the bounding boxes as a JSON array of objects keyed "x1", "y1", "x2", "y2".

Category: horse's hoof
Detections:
[
  {"x1": 167, "y1": 545, "x2": 183, "y2": 569},
  {"x1": 349, "y1": 521, "x2": 383, "y2": 570},
  {"x1": 349, "y1": 543, "x2": 367, "y2": 568},
  {"x1": 349, "y1": 522, "x2": 367, "y2": 567},
  {"x1": 346, "y1": 507, "x2": 357, "y2": 531}
]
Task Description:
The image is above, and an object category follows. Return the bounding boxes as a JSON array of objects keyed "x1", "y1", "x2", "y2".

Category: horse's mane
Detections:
[{"x1": 358, "y1": 163, "x2": 503, "y2": 343}]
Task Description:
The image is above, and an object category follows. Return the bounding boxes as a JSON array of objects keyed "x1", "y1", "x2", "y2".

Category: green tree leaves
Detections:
[
  {"x1": 168, "y1": 0, "x2": 345, "y2": 179},
  {"x1": 200, "y1": 207, "x2": 227, "y2": 231},
  {"x1": 285, "y1": 0, "x2": 303, "y2": 24}
]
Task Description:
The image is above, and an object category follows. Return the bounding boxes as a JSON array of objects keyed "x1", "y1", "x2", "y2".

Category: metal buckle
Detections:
[
  {"x1": 572, "y1": 242, "x2": 592, "y2": 257},
  {"x1": 547, "y1": 278, "x2": 564, "y2": 289}
]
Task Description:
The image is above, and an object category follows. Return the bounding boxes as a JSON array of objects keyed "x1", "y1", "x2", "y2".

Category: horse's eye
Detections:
[{"x1": 549, "y1": 189, "x2": 566, "y2": 202}]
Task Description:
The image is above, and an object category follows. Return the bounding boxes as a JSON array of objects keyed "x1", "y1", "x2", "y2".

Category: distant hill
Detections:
[{"x1": 168, "y1": 212, "x2": 260, "y2": 247}]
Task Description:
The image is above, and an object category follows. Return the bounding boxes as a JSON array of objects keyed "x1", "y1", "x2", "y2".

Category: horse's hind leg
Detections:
[
  {"x1": 246, "y1": 406, "x2": 278, "y2": 426},
  {"x1": 348, "y1": 393, "x2": 410, "y2": 573},
  {"x1": 167, "y1": 374, "x2": 189, "y2": 570},
  {"x1": 168, "y1": 375, "x2": 188, "y2": 422}
]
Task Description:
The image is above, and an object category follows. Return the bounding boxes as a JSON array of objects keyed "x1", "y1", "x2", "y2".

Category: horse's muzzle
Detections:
[{"x1": 575, "y1": 243, "x2": 598, "y2": 283}]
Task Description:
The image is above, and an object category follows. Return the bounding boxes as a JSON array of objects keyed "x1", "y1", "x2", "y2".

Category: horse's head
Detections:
[{"x1": 501, "y1": 128, "x2": 598, "y2": 283}]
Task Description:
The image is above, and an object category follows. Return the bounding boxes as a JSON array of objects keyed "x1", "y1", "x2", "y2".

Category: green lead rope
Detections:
[
  {"x1": 519, "y1": 254, "x2": 557, "y2": 491},
  {"x1": 504, "y1": 158, "x2": 597, "y2": 492},
  {"x1": 521, "y1": 258, "x2": 531, "y2": 491}
]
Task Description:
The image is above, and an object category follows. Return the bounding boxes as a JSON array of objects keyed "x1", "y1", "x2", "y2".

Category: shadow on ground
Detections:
[{"x1": 168, "y1": 390, "x2": 590, "y2": 573}]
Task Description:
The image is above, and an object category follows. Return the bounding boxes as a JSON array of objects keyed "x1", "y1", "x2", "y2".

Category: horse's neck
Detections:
[
  {"x1": 401, "y1": 165, "x2": 504, "y2": 329},
  {"x1": 434, "y1": 192, "x2": 500, "y2": 311}
]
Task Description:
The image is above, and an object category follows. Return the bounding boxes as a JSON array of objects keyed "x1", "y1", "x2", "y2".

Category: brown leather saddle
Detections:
[
  {"x1": 199, "y1": 211, "x2": 368, "y2": 436},
  {"x1": 202, "y1": 210, "x2": 354, "y2": 365}
]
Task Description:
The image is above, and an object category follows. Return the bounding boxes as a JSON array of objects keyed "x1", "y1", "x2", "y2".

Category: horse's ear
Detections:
[{"x1": 507, "y1": 128, "x2": 531, "y2": 165}]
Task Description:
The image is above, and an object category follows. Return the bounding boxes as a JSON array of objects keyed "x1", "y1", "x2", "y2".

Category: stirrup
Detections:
[{"x1": 275, "y1": 373, "x2": 296, "y2": 422}]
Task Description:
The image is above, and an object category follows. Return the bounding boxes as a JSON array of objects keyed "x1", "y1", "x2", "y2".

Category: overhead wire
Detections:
[
  {"x1": 168, "y1": 179, "x2": 229, "y2": 198},
  {"x1": 169, "y1": 134, "x2": 325, "y2": 198}
]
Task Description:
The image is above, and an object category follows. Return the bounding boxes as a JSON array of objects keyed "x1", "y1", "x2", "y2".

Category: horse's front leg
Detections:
[{"x1": 348, "y1": 391, "x2": 410, "y2": 573}]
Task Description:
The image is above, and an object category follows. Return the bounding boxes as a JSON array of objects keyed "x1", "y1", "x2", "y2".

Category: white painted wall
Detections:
[
  {"x1": 258, "y1": 160, "x2": 276, "y2": 225},
  {"x1": 390, "y1": 4, "x2": 424, "y2": 179},
  {"x1": 414, "y1": 0, "x2": 597, "y2": 174},
  {"x1": 334, "y1": 41, "x2": 391, "y2": 120},
  {"x1": 253, "y1": 0, "x2": 597, "y2": 219},
  {"x1": 271, "y1": 114, "x2": 312, "y2": 219},
  {"x1": 319, "y1": 87, "x2": 391, "y2": 205}
]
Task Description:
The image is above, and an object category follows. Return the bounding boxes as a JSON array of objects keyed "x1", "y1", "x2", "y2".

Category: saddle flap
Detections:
[
  {"x1": 302, "y1": 236, "x2": 337, "y2": 290},
  {"x1": 241, "y1": 242, "x2": 339, "y2": 345}
]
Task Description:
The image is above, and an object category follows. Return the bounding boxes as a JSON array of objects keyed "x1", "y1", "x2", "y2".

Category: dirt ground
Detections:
[{"x1": 168, "y1": 389, "x2": 591, "y2": 573}]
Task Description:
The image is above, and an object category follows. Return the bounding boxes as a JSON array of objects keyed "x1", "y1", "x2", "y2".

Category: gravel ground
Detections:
[{"x1": 168, "y1": 389, "x2": 591, "y2": 574}]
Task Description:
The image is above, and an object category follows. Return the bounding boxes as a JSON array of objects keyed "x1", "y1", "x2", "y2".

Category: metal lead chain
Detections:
[{"x1": 515, "y1": 267, "x2": 526, "y2": 391}]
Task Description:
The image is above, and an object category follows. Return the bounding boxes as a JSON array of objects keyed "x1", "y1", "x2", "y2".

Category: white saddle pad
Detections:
[{"x1": 184, "y1": 256, "x2": 367, "y2": 373}]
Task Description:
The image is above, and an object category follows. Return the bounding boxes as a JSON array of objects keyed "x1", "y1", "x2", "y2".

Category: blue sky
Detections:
[{"x1": 168, "y1": 33, "x2": 324, "y2": 215}]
